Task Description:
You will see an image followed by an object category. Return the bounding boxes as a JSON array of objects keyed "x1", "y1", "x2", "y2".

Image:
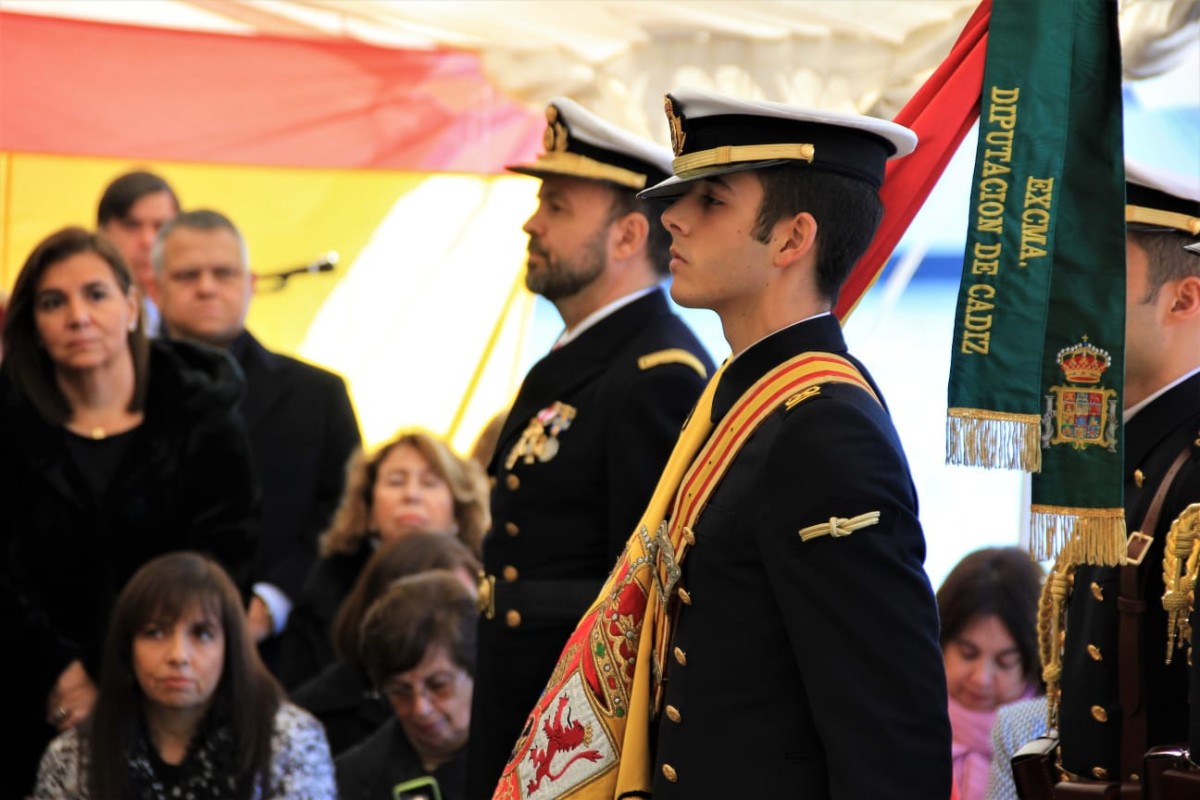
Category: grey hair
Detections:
[{"x1": 151, "y1": 208, "x2": 250, "y2": 277}]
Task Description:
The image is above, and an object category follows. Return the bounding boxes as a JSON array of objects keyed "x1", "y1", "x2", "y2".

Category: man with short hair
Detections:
[
  {"x1": 629, "y1": 88, "x2": 951, "y2": 797},
  {"x1": 466, "y1": 98, "x2": 713, "y2": 796},
  {"x1": 96, "y1": 171, "x2": 179, "y2": 335},
  {"x1": 154, "y1": 209, "x2": 360, "y2": 656},
  {"x1": 1043, "y1": 164, "x2": 1200, "y2": 790}
]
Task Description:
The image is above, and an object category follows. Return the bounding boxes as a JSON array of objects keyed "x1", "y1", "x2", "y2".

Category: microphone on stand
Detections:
[{"x1": 255, "y1": 252, "x2": 339, "y2": 293}]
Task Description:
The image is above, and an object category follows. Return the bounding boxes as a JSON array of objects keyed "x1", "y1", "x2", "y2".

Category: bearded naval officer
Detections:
[{"x1": 466, "y1": 97, "x2": 714, "y2": 797}]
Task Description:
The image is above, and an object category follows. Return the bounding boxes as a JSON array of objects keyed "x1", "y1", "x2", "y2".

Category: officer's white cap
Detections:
[
  {"x1": 1125, "y1": 159, "x2": 1200, "y2": 251},
  {"x1": 639, "y1": 87, "x2": 917, "y2": 200},
  {"x1": 507, "y1": 97, "x2": 673, "y2": 191}
]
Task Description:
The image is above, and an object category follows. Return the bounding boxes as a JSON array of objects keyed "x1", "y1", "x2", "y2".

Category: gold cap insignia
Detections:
[
  {"x1": 665, "y1": 95, "x2": 686, "y2": 158},
  {"x1": 544, "y1": 105, "x2": 569, "y2": 153}
]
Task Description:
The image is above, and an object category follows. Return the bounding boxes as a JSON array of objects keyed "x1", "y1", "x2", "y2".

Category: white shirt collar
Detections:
[
  {"x1": 1124, "y1": 364, "x2": 1200, "y2": 423},
  {"x1": 552, "y1": 285, "x2": 658, "y2": 349}
]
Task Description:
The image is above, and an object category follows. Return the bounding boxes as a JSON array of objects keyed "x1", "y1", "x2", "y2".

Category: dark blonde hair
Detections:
[
  {"x1": 2, "y1": 227, "x2": 149, "y2": 424},
  {"x1": 359, "y1": 570, "x2": 478, "y2": 688},
  {"x1": 333, "y1": 532, "x2": 481, "y2": 664},
  {"x1": 86, "y1": 552, "x2": 281, "y2": 800},
  {"x1": 319, "y1": 428, "x2": 489, "y2": 558}
]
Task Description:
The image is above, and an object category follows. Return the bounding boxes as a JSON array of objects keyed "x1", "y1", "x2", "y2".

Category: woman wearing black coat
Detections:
[{"x1": 0, "y1": 227, "x2": 258, "y2": 797}]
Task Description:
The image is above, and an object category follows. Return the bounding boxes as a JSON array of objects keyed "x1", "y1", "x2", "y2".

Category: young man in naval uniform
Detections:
[
  {"x1": 633, "y1": 88, "x2": 951, "y2": 798},
  {"x1": 1043, "y1": 163, "x2": 1200, "y2": 791},
  {"x1": 466, "y1": 98, "x2": 714, "y2": 797}
]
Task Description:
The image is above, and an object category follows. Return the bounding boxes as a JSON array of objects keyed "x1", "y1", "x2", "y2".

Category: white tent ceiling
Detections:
[{"x1": 4, "y1": 0, "x2": 1197, "y2": 141}]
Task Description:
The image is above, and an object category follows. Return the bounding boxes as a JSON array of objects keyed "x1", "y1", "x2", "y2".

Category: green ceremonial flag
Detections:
[{"x1": 946, "y1": 0, "x2": 1126, "y2": 566}]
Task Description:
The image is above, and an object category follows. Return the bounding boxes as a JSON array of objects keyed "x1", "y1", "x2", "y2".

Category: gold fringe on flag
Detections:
[
  {"x1": 946, "y1": 408, "x2": 1043, "y2": 472},
  {"x1": 1029, "y1": 505, "x2": 1126, "y2": 565}
]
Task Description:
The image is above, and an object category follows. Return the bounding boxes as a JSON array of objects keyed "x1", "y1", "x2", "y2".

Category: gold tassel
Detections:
[
  {"x1": 1029, "y1": 505, "x2": 1126, "y2": 565},
  {"x1": 1038, "y1": 558, "x2": 1074, "y2": 731},
  {"x1": 946, "y1": 408, "x2": 1043, "y2": 472},
  {"x1": 1162, "y1": 504, "x2": 1200, "y2": 665}
]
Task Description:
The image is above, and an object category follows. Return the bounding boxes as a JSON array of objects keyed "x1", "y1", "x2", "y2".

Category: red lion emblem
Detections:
[{"x1": 525, "y1": 695, "x2": 603, "y2": 793}]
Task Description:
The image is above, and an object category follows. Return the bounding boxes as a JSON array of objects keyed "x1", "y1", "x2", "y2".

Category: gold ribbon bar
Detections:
[
  {"x1": 674, "y1": 143, "x2": 815, "y2": 177},
  {"x1": 1126, "y1": 205, "x2": 1200, "y2": 236},
  {"x1": 798, "y1": 511, "x2": 881, "y2": 543},
  {"x1": 529, "y1": 151, "x2": 647, "y2": 189}
]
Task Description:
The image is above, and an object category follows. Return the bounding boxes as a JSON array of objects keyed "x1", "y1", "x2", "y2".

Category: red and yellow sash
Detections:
[{"x1": 494, "y1": 352, "x2": 876, "y2": 800}]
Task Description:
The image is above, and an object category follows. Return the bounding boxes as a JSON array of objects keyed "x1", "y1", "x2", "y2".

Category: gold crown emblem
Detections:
[
  {"x1": 1056, "y1": 336, "x2": 1111, "y2": 385},
  {"x1": 543, "y1": 105, "x2": 569, "y2": 153}
]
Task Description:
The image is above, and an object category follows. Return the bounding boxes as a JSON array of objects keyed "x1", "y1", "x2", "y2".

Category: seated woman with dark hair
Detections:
[
  {"x1": 278, "y1": 428, "x2": 488, "y2": 689},
  {"x1": 336, "y1": 570, "x2": 477, "y2": 800},
  {"x1": 937, "y1": 546, "x2": 1045, "y2": 800},
  {"x1": 291, "y1": 531, "x2": 480, "y2": 755},
  {"x1": 34, "y1": 552, "x2": 334, "y2": 799}
]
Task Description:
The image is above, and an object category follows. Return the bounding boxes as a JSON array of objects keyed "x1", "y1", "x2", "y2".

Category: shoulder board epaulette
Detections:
[{"x1": 637, "y1": 348, "x2": 707, "y2": 379}]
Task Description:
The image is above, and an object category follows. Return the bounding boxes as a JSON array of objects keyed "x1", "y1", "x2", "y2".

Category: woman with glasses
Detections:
[
  {"x1": 335, "y1": 570, "x2": 476, "y2": 800},
  {"x1": 291, "y1": 532, "x2": 480, "y2": 755}
]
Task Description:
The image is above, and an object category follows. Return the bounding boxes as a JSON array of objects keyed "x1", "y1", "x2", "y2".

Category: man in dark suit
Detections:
[
  {"x1": 1046, "y1": 163, "x2": 1200, "y2": 787},
  {"x1": 153, "y1": 209, "x2": 361, "y2": 649},
  {"x1": 466, "y1": 97, "x2": 714, "y2": 797},
  {"x1": 629, "y1": 88, "x2": 951, "y2": 797}
]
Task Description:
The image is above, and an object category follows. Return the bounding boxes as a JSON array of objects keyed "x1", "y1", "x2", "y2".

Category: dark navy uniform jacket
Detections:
[
  {"x1": 466, "y1": 288, "x2": 712, "y2": 798},
  {"x1": 1060, "y1": 372, "x2": 1200, "y2": 779},
  {"x1": 652, "y1": 314, "x2": 951, "y2": 799}
]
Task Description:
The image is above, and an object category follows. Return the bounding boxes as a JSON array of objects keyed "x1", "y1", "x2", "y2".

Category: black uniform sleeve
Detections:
[{"x1": 753, "y1": 391, "x2": 952, "y2": 800}]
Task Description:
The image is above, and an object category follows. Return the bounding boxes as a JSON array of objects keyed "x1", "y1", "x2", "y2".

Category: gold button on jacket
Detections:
[
  {"x1": 502, "y1": 565, "x2": 519, "y2": 582},
  {"x1": 505, "y1": 609, "x2": 522, "y2": 628},
  {"x1": 1090, "y1": 705, "x2": 1108, "y2": 723},
  {"x1": 505, "y1": 474, "x2": 520, "y2": 491},
  {"x1": 505, "y1": 521, "x2": 519, "y2": 536},
  {"x1": 665, "y1": 705, "x2": 681, "y2": 723},
  {"x1": 673, "y1": 646, "x2": 687, "y2": 666},
  {"x1": 661, "y1": 764, "x2": 678, "y2": 782}
]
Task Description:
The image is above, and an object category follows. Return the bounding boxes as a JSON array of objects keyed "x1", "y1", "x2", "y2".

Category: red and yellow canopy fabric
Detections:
[{"x1": 0, "y1": 10, "x2": 545, "y2": 450}]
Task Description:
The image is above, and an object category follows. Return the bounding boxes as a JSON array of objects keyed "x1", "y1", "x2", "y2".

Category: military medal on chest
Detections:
[{"x1": 505, "y1": 401, "x2": 577, "y2": 469}]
